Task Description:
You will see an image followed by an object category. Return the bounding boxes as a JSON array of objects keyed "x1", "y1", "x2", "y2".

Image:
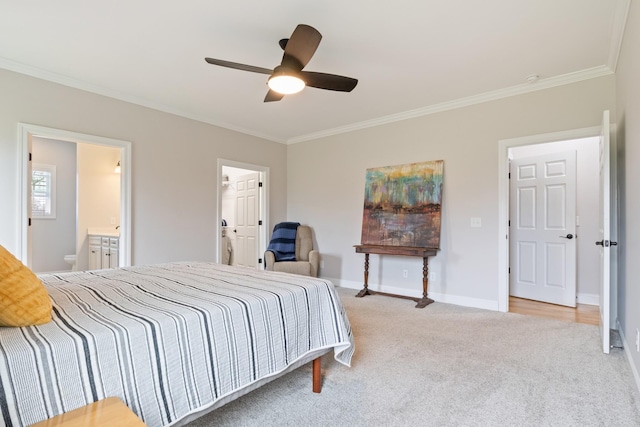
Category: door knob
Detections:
[
  {"x1": 560, "y1": 233, "x2": 574, "y2": 239},
  {"x1": 596, "y1": 240, "x2": 618, "y2": 247}
]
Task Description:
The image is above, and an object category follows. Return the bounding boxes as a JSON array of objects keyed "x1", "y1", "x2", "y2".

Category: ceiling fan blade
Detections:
[
  {"x1": 205, "y1": 57, "x2": 272, "y2": 75},
  {"x1": 281, "y1": 24, "x2": 322, "y2": 70},
  {"x1": 264, "y1": 90, "x2": 285, "y2": 102},
  {"x1": 301, "y1": 71, "x2": 358, "y2": 92}
]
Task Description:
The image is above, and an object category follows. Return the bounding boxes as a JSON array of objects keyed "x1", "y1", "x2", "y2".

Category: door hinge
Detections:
[
  {"x1": 28, "y1": 218, "x2": 31, "y2": 227},
  {"x1": 29, "y1": 152, "x2": 32, "y2": 161},
  {"x1": 508, "y1": 172, "x2": 511, "y2": 179},
  {"x1": 258, "y1": 220, "x2": 263, "y2": 226},
  {"x1": 508, "y1": 267, "x2": 510, "y2": 274},
  {"x1": 258, "y1": 182, "x2": 263, "y2": 187},
  {"x1": 508, "y1": 220, "x2": 510, "y2": 227}
]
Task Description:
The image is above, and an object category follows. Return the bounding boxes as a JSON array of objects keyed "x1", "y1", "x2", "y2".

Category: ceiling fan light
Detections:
[{"x1": 268, "y1": 74, "x2": 305, "y2": 95}]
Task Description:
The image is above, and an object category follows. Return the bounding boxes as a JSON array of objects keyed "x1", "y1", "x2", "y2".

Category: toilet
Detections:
[{"x1": 64, "y1": 254, "x2": 77, "y2": 271}]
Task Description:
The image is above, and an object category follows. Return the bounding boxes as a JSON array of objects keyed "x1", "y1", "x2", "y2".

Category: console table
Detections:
[{"x1": 354, "y1": 244, "x2": 438, "y2": 308}]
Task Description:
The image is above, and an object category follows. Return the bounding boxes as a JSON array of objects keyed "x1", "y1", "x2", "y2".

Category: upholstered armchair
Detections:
[{"x1": 264, "y1": 225, "x2": 319, "y2": 277}]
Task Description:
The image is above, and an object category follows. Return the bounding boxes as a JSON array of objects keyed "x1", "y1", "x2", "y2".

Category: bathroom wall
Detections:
[
  {"x1": 31, "y1": 137, "x2": 77, "y2": 273},
  {"x1": 76, "y1": 143, "x2": 121, "y2": 271}
]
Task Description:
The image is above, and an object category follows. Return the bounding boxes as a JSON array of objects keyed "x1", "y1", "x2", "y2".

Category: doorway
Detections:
[
  {"x1": 497, "y1": 126, "x2": 610, "y2": 313},
  {"x1": 217, "y1": 159, "x2": 269, "y2": 269},
  {"x1": 30, "y1": 137, "x2": 122, "y2": 272},
  {"x1": 18, "y1": 123, "x2": 132, "y2": 268}
]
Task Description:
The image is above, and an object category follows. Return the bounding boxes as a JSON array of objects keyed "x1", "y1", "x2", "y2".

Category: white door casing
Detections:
[
  {"x1": 26, "y1": 135, "x2": 33, "y2": 268},
  {"x1": 233, "y1": 172, "x2": 260, "y2": 268},
  {"x1": 510, "y1": 151, "x2": 577, "y2": 307},
  {"x1": 597, "y1": 110, "x2": 611, "y2": 354},
  {"x1": 17, "y1": 123, "x2": 131, "y2": 268}
]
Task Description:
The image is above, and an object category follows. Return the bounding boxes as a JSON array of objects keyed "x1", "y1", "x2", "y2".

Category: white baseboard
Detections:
[
  {"x1": 577, "y1": 293, "x2": 599, "y2": 306},
  {"x1": 323, "y1": 276, "x2": 598, "y2": 312},
  {"x1": 328, "y1": 278, "x2": 499, "y2": 311},
  {"x1": 617, "y1": 320, "x2": 640, "y2": 395}
]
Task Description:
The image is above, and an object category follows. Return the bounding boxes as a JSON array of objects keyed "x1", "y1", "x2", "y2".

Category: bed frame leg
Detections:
[{"x1": 312, "y1": 357, "x2": 322, "y2": 393}]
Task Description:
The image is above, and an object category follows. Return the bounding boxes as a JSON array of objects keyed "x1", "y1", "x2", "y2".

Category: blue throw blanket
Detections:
[{"x1": 267, "y1": 222, "x2": 300, "y2": 261}]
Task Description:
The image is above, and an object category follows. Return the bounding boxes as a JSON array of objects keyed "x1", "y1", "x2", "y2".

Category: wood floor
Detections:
[{"x1": 509, "y1": 296, "x2": 600, "y2": 326}]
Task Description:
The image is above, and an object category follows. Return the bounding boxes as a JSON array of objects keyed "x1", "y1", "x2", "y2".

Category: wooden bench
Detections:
[{"x1": 30, "y1": 397, "x2": 146, "y2": 427}]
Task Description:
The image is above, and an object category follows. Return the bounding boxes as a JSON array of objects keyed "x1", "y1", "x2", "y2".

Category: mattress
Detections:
[{"x1": 0, "y1": 262, "x2": 354, "y2": 427}]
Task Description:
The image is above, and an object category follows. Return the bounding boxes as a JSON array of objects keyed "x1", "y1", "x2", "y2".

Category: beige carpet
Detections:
[{"x1": 186, "y1": 287, "x2": 640, "y2": 426}]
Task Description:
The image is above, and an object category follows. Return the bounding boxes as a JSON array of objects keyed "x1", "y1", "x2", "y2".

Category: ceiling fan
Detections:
[{"x1": 205, "y1": 24, "x2": 358, "y2": 102}]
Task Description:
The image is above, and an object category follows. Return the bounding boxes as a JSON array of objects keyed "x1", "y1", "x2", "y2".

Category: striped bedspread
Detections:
[{"x1": 0, "y1": 262, "x2": 354, "y2": 427}]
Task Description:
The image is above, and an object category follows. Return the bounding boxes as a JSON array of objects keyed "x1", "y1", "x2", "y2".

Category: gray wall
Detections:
[
  {"x1": 287, "y1": 75, "x2": 615, "y2": 309},
  {"x1": 616, "y1": 0, "x2": 640, "y2": 389},
  {"x1": 31, "y1": 137, "x2": 76, "y2": 273},
  {"x1": 0, "y1": 68, "x2": 288, "y2": 266}
]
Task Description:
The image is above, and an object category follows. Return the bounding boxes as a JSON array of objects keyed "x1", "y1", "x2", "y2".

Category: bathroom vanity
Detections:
[{"x1": 88, "y1": 229, "x2": 120, "y2": 270}]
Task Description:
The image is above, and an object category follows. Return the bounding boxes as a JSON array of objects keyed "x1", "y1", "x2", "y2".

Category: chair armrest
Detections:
[
  {"x1": 264, "y1": 250, "x2": 276, "y2": 270},
  {"x1": 309, "y1": 250, "x2": 320, "y2": 277}
]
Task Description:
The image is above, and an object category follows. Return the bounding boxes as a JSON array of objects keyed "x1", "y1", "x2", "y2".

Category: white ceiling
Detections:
[{"x1": 0, "y1": 0, "x2": 630, "y2": 144}]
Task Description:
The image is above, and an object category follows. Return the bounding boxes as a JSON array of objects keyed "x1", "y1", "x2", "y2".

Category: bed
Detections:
[{"x1": 0, "y1": 262, "x2": 354, "y2": 427}]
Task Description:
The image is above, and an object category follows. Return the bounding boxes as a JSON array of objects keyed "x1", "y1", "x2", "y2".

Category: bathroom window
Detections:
[{"x1": 31, "y1": 163, "x2": 56, "y2": 219}]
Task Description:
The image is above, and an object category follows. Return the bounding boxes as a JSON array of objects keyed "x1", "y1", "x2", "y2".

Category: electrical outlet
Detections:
[
  {"x1": 402, "y1": 269, "x2": 408, "y2": 279},
  {"x1": 636, "y1": 329, "x2": 639, "y2": 352},
  {"x1": 320, "y1": 260, "x2": 325, "y2": 269},
  {"x1": 110, "y1": 217, "x2": 116, "y2": 225},
  {"x1": 429, "y1": 271, "x2": 436, "y2": 281},
  {"x1": 470, "y1": 217, "x2": 482, "y2": 228}
]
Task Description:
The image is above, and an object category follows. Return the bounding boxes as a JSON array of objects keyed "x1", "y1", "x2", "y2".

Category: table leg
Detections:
[
  {"x1": 415, "y1": 256, "x2": 434, "y2": 308},
  {"x1": 356, "y1": 253, "x2": 372, "y2": 298}
]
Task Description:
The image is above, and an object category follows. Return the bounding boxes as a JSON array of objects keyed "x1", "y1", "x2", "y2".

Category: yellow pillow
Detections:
[{"x1": 0, "y1": 244, "x2": 52, "y2": 327}]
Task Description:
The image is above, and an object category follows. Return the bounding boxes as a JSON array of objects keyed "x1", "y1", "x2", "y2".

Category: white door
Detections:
[
  {"x1": 510, "y1": 151, "x2": 577, "y2": 306},
  {"x1": 597, "y1": 110, "x2": 612, "y2": 354},
  {"x1": 233, "y1": 172, "x2": 260, "y2": 268}
]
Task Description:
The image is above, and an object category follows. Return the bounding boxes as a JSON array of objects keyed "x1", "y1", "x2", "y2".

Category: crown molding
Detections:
[
  {"x1": 0, "y1": 56, "x2": 616, "y2": 146},
  {"x1": 287, "y1": 65, "x2": 614, "y2": 144},
  {"x1": 608, "y1": 0, "x2": 632, "y2": 72},
  {"x1": 0, "y1": 57, "x2": 286, "y2": 144}
]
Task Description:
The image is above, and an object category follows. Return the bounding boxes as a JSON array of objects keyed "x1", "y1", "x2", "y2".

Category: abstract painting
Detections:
[{"x1": 361, "y1": 160, "x2": 443, "y2": 248}]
